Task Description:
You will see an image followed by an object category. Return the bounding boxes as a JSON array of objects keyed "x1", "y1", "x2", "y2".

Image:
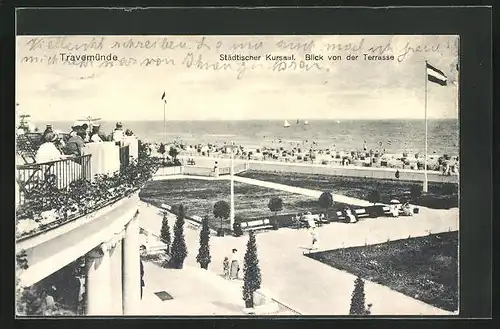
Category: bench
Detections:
[
  {"x1": 336, "y1": 204, "x2": 419, "y2": 221},
  {"x1": 191, "y1": 215, "x2": 202, "y2": 223},
  {"x1": 240, "y1": 219, "x2": 273, "y2": 231},
  {"x1": 383, "y1": 205, "x2": 419, "y2": 217},
  {"x1": 316, "y1": 215, "x2": 330, "y2": 224},
  {"x1": 335, "y1": 208, "x2": 370, "y2": 221}
]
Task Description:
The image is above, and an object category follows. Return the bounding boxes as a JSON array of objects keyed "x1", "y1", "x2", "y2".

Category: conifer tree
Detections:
[
  {"x1": 349, "y1": 276, "x2": 366, "y2": 315},
  {"x1": 171, "y1": 204, "x2": 188, "y2": 269},
  {"x1": 160, "y1": 211, "x2": 171, "y2": 253},
  {"x1": 242, "y1": 231, "x2": 262, "y2": 308},
  {"x1": 196, "y1": 215, "x2": 211, "y2": 269}
]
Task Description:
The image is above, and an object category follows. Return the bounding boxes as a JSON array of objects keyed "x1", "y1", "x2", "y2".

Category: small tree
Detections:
[
  {"x1": 214, "y1": 200, "x2": 230, "y2": 236},
  {"x1": 160, "y1": 212, "x2": 171, "y2": 254},
  {"x1": 158, "y1": 143, "x2": 166, "y2": 155},
  {"x1": 196, "y1": 215, "x2": 211, "y2": 270},
  {"x1": 242, "y1": 231, "x2": 262, "y2": 308},
  {"x1": 318, "y1": 191, "x2": 333, "y2": 220},
  {"x1": 367, "y1": 190, "x2": 381, "y2": 205},
  {"x1": 169, "y1": 146, "x2": 179, "y2": 161},
  {"x1": 171, "y1": 204, "x2": 188, "y2": 269},
  {"x1": 267, "y1": 197, "x2": 283, "y2": 229},
  {"x1": 349, "y1": 276, "x2": 366, "y2": 315}
]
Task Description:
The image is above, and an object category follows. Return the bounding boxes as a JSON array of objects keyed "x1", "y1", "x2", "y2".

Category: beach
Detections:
[{"x1": 36, "y1": 119, "x2": 459, "y2": 157}]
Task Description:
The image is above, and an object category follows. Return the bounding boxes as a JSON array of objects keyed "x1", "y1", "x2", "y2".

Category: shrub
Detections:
[
  {"x1": 242, "y1": 231, "x2": 261, "y2": 308},
  {"x1": 349, "y1": 276, "x2": 366, "y2": 315},
  {"x1": 233, "y1": 216, "x2": 244, "y2": 237},
  {"x1": 318, "y1": 191, "x2": 333, "y2": 220},
  {"x1": 410, "y1": 185, "x2": 422, "y2": 201},
  {"x1": 268, "y1": 197, "x2": 283, "y2": 229},
  {"x1": 196, "y1": 216, "x2": 211, "y2": 270},
  {"x1": 367, "y1": 190, "x2": 381, "y2": 205},
  {"x1": 233, "y1": 221, "x2": 243, "y2": 237},
  {"x1": 171, "y1": 205, "x2": 188, "y2": 269}
]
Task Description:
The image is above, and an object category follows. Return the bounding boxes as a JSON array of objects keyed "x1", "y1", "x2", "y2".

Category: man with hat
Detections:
[
  {"x1": 65, "y1": 125, "x2": 86, "y2": 157},
  {"x1": 41, "y1": 124, "x2": 54, "y2": 143},
  {"x1": 80, "y1": 123, "x2": 90, "y2": 142}
]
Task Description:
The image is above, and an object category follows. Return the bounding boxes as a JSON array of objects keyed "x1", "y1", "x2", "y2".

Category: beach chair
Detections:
[{"x1": 16, "y1": 133, "x2": 41, "y2": 164}]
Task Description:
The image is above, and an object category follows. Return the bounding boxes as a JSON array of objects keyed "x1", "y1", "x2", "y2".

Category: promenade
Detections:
[
  {"x1": 178, "y1": 155, "x2": 459, "y2": 184},
  {"x1": 138, "y1": 174, "x2": 458, "y2": 315}
]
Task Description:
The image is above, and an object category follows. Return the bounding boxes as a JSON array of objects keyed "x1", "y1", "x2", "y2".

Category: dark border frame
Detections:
[{"x1": 3, "y1": 5, "x2": 493, "y2": 329}]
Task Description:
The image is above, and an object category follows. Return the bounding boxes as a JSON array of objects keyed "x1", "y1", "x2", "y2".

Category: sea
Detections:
[{"x1": 34, "y1": 119, "x2": 459, "y2": 156}]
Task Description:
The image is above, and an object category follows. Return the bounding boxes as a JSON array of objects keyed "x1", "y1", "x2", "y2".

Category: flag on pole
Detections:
[
  {"x1": 161, "y1": 91, "x2": 166, "y2": 102},
  {"x1": 426, "y1": 63, "x2": 448, "y2": 86}
]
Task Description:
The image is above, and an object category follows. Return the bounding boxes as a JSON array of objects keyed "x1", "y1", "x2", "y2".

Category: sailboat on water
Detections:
[
  {"x1": 296, "y1": 119, "x2": 299, "y2": 124},
  {"x1": 303, "y1": 120, "x2": 309, "y2": 126},
  {"x1": 284, "y1": 120, "x2": 291, "y2": 128}
]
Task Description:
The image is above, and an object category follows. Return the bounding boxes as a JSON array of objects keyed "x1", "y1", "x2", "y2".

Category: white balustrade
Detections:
[{"x1": 84, "y1": 142, "x2": 120, "y2": 180}]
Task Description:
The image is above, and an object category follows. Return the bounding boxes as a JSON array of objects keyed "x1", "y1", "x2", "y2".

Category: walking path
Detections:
[
  {"x1": 153, "y1": 174, "x2": 372, "y2": 207},
  {"x1": 137, "y1": 204, "x2": 299, "y2": 316},
  {"x1": 137, "y1": 263, "x2": 245, "y2": 316},
  {"x1": 178, "y1": 155, "x2": 459, "y2": 184},
  {"x1": 137, "y1": 199, "x2": 458, "y2": 315}
]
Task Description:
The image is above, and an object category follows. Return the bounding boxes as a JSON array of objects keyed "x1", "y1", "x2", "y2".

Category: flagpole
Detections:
[
  {"x1": 163, "y1": 98, "x2": 166, "y2": 165},
  {"x1": 423, "y1": 60, "x2": 429, "y2": 193}
]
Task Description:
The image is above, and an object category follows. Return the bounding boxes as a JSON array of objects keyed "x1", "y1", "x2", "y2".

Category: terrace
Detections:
[{"x1": 15, "y1": 135, "x2": 161, "y2": 241}]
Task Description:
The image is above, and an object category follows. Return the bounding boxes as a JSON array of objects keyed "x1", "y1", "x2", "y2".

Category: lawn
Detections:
[
  {"x1": 237, "y1": 170, "x2": 458, "y2": 209},
  {"x1": 306, "y1": 231, "x2": 458, "y2": 312},
  {"x1": 139, "y1": 179, "x2": 356, "y2": 230}
]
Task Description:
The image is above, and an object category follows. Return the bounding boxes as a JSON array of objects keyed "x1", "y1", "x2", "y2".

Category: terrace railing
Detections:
[
  {"x1": 16, "y1": 154, "x2": 92, "y2": 205},
  {"x1": 183, "y1": 166, "x2": 214, "y2": 177}
]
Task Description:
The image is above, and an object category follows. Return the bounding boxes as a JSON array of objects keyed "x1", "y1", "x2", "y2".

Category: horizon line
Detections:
[{"x1": 31, "y1": 117, "x2": 459, "y2": 122}]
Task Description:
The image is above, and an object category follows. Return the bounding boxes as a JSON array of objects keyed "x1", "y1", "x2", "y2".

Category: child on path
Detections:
[
  {"x1": 310, "y1": 227, "x2": 319, "y2": 250},
  {"x1": 223, "y1": 257, "x2": 230, "y2": 279}
]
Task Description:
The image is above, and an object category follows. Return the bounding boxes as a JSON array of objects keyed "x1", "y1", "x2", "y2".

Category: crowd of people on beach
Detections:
[{"x1": 153, "y1": 139, "x2": 459, "y2": 174}]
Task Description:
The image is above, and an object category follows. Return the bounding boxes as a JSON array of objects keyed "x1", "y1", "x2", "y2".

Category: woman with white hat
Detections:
[{"x1": 36, "y1": 132, "x2": 64, "y2": 163}]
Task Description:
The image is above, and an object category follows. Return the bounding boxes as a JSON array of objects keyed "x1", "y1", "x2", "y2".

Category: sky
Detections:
[{"x1": 16, "y1": 35, "x2": 459, "y2": 122}]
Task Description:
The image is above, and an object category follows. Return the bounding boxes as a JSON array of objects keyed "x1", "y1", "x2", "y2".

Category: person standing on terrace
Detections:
[
  {"x1": 140, "y1": 245, "x2": 147, "y2": 300},
  {"x1": 89, "y1": 124, "x2": 103, "y2": 143},
  {"x1": 229, "y1": 248, "x2": 240, "y2": 280},
  {"x1": 41, "y1": 124, "x2": 54, "y2": 143},
  {"x1": 64, "y1": 125, "x2": 86, "y2": 157},
  {"x1": 112, "y1": 122, "x2": 125, "y2": 145}
]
